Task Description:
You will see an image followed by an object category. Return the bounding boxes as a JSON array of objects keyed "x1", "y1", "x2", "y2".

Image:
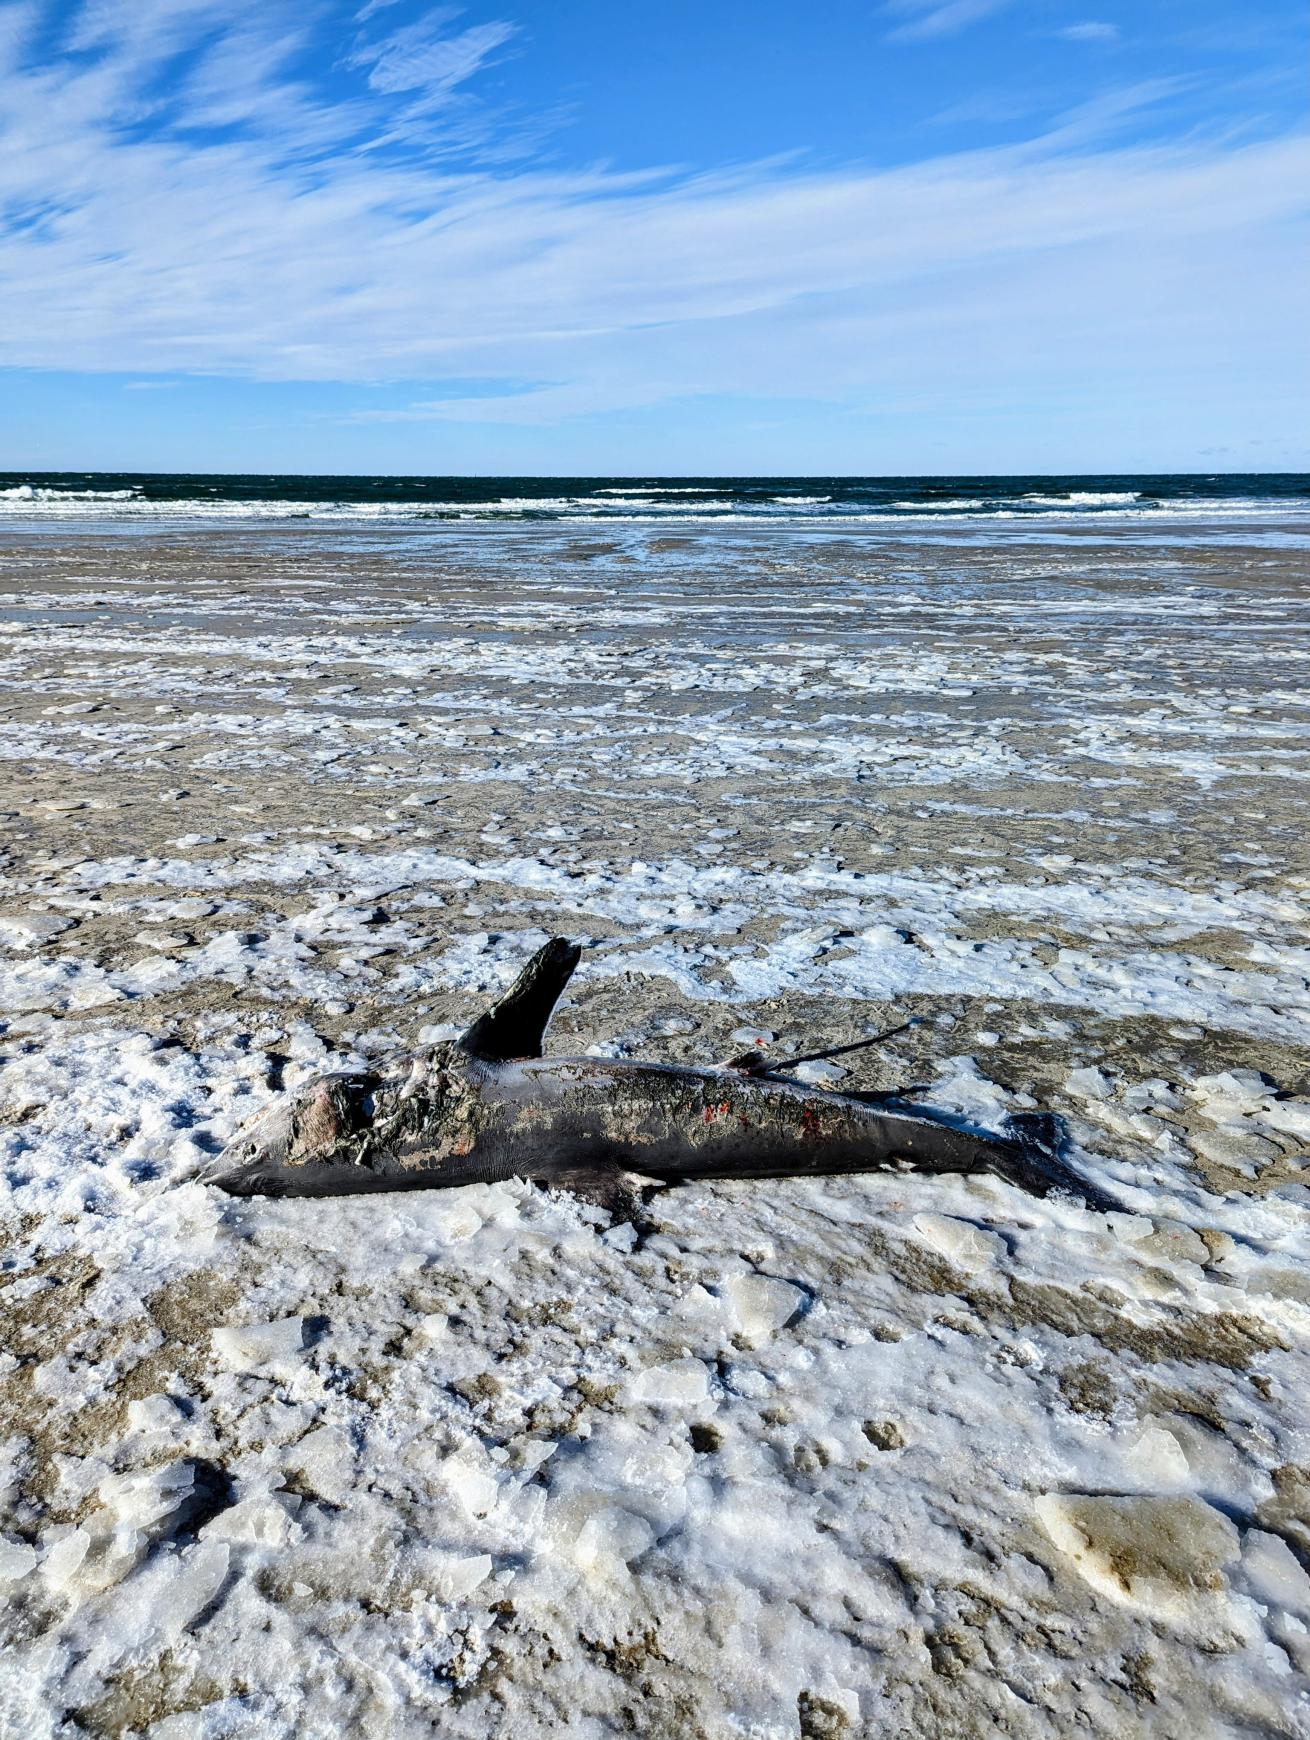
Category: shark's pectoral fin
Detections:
[
  {"x1": 457, "y1": 936, "x2": 583, "y2": 1061},
  {"x1": 544, "y1": 1164, "x2": 667, "y2": 1220},
  {"x1": 721, "y1": 1050, "x2": 771, "y2": 1075}
]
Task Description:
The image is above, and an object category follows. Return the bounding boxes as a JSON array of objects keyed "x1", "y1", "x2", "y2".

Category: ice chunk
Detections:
[
  {"x1": 439, "y1": 1451, "x2": 500, "y2": 1517},
  {"x1": 284, "y1": 1426, "x2": 355, "y2": 1505},
  {"x1": 519, "y1": 1440, "x2": 558, "y2": 1475},
  {"x1": 1122, "y1": 1080, "x2": 1181, "y2": 1113},
  {"x1": 1190, "y1": 1125, "x2": 1279, "y2": 1168},
  {"x1": 1121, "y1": 1426, "x2": 1190, "y2": 1485},
  {"x1": 0, "y1": 1537, "x2": 37, "y2": 1583},
  {"x1": 212, "y1": 1317, "x2": 306, "y2": 1370},
  {"x1": 1036, "y1": 1494, "x2": 1239, "y2": 1621},
  {"x1": 912, "y1": 1214, "x2": 1006, "y2": 1272},
  {"x1": 1066, "y1": 1066, "x2": 1113, "y2": 1101},
  {"x1": 927, "y1": 1056, "x2": 1016, "y2": 1124},
  {"x1": 1241, "y1": 1529, "x2": 1310, "y2": 1615},
  {"x1": 1191, "y1": 1070, "x2": 1274, "y2": 1113},
  {"x1": 629, "y1": 1358, "x2": 711, "y2": 1406},
  {"x1": 572, "y1": 1507, "x2": 655, "y2": 1574},
  {"x1": 791, "y1": 1059, "x2": 849, "y2": 1086},
  {"x1": 1106, "y1": 1212, "x2": 1154, "y2": 1243},
  {"x1": 202, "y1": 1490, "x2": 301, "y2": 1548},
  {"x1": 433, "y1": 1551, "x2": 494, "y2": 1600},
  {"x1": 41, "y1": 1528, "x2": 92, "y2": 1591},
  {"x1": 137, "y1": 1540, "x2": 231, "y2": 1640},
  {"x1": 126, "y1": 1394, "x2": 187, "y2": 1437},
  {"x1": 69, "y1": 981, "x2": 127, "y2": 1011},
  {"x1": 0, "y1": 913, "x2": 75, "y2": 949},
  {"x1": 1134, "y1": 1221, "x2": 1209, "y2": 1267},
  {"x1": 1263, "y1": 1097, "x2": 1310, "y2": 1141},
  {"x1": 100, "y1": 1460, "x2": 195, "y2": 1529},
  {"x1": 723, "y1": 1274, "x2": 804, "y2": 1343},
  {"x1": 429, "y1": 1199, "x2": 485, "y2": 1242}
]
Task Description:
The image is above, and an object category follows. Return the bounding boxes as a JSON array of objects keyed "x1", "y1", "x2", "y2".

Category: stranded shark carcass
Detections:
[{"x1": 203, "y1": 937, "x2": 1119, "y2": 1211}]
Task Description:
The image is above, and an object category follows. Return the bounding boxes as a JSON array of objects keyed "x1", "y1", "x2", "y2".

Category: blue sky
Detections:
[{"x1": 1, "y1": 0, "x2": 1306, "y2": 474}]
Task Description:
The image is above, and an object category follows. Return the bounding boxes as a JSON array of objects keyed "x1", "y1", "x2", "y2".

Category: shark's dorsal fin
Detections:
[{"x1": 458, "y1": 937, "x2": 582, "y2": 1061}]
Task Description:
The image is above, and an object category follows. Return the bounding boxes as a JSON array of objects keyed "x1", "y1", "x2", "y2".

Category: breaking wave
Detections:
[{"x1": 0, "y1": 473, "x2": 1305, "y2": 528}]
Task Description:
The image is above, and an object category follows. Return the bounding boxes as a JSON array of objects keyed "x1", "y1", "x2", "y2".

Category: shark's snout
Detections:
[
  {"x1": 202, "y1": 1072, "x2": 378, "y2": 1196},
  {"x1": 198, "y1": 1154, "x2": 281, "y2": 1197}
]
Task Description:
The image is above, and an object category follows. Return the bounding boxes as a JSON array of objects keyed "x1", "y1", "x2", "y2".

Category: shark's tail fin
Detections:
[
  {"x1": 1002, "y1": 1111, "x2": 1123, "y2": 1214},
  {"x1": 1005, "y1": 1110, "x2": 1063, "y2": 1158}
]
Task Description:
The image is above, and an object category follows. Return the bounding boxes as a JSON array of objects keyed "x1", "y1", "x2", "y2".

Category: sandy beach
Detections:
[{"x1": 2, "y1": 520, "x2": 1309, "y2": 1736}]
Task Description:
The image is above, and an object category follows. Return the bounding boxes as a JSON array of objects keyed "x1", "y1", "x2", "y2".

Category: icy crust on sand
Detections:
[
  {"x1": 1, "y1": 1022, "x2": 1309, "y2": 1739},
  {"x1": 2, "y1": 843, "x2": 1308, "y2": 1051},
  {"x1": 2, "y1": 526, "x2": 1310, "y2": 1735}
]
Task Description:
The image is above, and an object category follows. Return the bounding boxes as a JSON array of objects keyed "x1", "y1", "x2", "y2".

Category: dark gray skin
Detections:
[{"x1": 202, "y1": 938, "x2": 1120, "y2": 1212}]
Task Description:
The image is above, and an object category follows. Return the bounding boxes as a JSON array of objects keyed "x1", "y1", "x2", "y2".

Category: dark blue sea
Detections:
[{"x1": 1, "y1": 471, "x2": 1307, "y2": 527}]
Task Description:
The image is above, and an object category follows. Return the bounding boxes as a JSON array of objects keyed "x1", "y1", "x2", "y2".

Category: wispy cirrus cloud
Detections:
[
  {"x1": 883, "y1": 0, "x2": 1013, "y2": 44},
  {"x1": 1060, "y1": 21, "x2": 1121, "y2": 44},
  {"x1": 0, "y1": 0, "x2": 1305, "y2": 449},
  {"x1": 346, "y1": 10, "x2": 516, "y2": 98}
]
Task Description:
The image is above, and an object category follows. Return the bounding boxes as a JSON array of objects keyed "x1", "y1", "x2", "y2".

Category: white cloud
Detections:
[
  {"x1": 0, "y1": 0, "x2": 1306, "y2": 445},
  {"x1": 884, "y1": 0, "x2": 1012, "y2": 44},
  {"x1": 347, "y1": 13, "x2": 516, "y2": 99},
  {"x1": 1059, "y1": 21, "x2": 1121, "y2": 44},
  {"x1": 0, "y1": 2, "x2": 40, "y2": 75}
]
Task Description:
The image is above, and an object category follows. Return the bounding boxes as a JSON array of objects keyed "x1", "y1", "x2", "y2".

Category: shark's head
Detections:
[
  {"x1": 200, "y1": 1068, "x2": 387, "y2": 1197},
  {"x1": 200, "y1": 938, "x2": 584, "y2": 1198}
]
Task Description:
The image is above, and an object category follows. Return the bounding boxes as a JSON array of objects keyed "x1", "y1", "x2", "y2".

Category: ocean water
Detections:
[{"x1": 0, "y1": 469, "x2": 1307, "y2": 528}]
